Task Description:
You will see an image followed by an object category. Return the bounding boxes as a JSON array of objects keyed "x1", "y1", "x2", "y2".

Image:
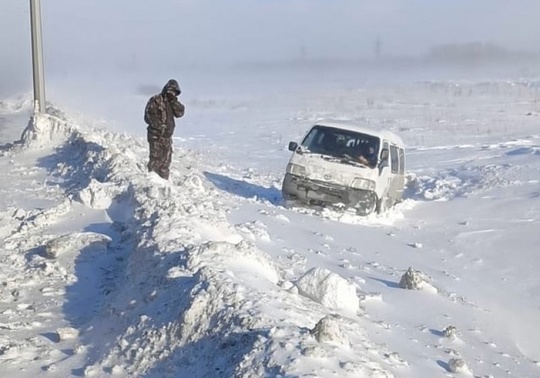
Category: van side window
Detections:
[
  {"x1": 390, "y1": 145, "x2": 399, "y2": 173},
  {"x1": 398, "y1": 148, "x2": 405, "y2": 174}
]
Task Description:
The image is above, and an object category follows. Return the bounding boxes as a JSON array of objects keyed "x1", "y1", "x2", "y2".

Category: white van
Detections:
[{"x1": 282, "y1": 121, "x2": 405, "y2": 215}]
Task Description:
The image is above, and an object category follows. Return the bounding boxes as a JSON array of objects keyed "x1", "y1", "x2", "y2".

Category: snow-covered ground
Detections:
[{"x1": 1, "y1": 67, "x2": 540, "y2": 378}]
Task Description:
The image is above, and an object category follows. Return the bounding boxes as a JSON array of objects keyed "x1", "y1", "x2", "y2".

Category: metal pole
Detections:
[{"x1": 30, "y1": 0, "x2": 46, "y2": 114}]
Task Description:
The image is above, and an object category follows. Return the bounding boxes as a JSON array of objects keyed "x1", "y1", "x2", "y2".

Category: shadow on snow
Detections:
[
  {"x1": 204, "y1": 171, "x2": 282, "y2": 206},
  {"x1": 370, "y1": 277, "x2": 400, "y2": 289}
]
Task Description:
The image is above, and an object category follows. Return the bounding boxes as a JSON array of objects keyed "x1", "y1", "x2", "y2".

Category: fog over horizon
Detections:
[{"x1": 2, "y1": 0, "x2": 540, "y2": 96}]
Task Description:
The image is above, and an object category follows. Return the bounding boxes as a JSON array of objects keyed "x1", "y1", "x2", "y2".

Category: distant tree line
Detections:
[{"x1": 426, "y1": 42, "x2": 540, "y2": 65}]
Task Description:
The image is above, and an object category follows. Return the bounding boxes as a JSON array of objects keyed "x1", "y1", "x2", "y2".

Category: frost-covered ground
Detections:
[{"x1": 1, "y1": 68, "x2": 540, "y2": 378}]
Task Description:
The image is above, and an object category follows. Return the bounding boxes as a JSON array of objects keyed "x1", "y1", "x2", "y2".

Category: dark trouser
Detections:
[{"x1": 147, "y1": 136, "x2": 172, "y2": 180}]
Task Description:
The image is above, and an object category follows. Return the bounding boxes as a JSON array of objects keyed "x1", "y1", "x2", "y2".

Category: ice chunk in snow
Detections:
[
  {"x1": 443, "y1": 325, "x2": 458, "y2": 340},
  {"x1": 77, "y1": 179, "x2": 118, "y2": 209},
  {"x1": 398, "y1": 267, "x2": 438, "y2": 293},
  {"x1": 448, "y1": 358, "x2": 473, "y2": 375},
  {"x1": 296, "y1": 267, "x2": 359, "y2": 314},
  {"x1": 56, "y1": 327, "x2": 79, "y2": 341},
  {"x1": 310, "y1": 314, "x2": 349, "y2": 345},
  {"x1": 83, "y1": 365, "x2": 100, "y2": 377}
]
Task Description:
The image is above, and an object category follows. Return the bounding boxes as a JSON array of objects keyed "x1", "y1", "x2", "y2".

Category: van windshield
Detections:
[{"x1": 301, "y1": 126, "x2": 380, "y2": 168}]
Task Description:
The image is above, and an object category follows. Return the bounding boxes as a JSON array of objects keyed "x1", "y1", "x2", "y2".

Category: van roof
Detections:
[{"x1": 314, "y1": 120, "x2": 404, "y2": 146}]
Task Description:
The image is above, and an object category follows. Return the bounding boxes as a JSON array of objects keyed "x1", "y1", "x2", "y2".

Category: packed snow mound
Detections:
[
  {"x1": 21, "y1": 112, "x2": 78, "y2": 149},
  {"x1": 296, "y1": 267, "x2": 360, "y2": 315}
]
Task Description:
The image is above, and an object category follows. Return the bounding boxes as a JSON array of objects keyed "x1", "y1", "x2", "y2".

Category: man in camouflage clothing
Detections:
[{"x1": 144, "y1": 79, "x2": 185, "y2": 180}]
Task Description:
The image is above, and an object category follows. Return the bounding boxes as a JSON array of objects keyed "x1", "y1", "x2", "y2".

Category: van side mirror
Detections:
[
  {"x1": 288, "y1": 141, "x2": 299, "y2": 152},
  {"x1": 379, "y1": 148, "x2": 389, "y2": 167}
]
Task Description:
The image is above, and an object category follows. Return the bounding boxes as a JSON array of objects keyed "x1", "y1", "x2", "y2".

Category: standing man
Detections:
[{"x1": 144, "y1": 79, "x2": 185, "y2": 180}]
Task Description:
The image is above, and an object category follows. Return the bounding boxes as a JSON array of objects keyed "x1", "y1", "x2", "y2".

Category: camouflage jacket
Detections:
[{"x1": 144, "y1": 79, "x2": 185, "y2": 139}]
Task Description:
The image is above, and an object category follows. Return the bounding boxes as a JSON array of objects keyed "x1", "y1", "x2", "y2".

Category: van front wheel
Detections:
[{"x1": 355, "y1": 192, "x2": 377, "y2": 216}]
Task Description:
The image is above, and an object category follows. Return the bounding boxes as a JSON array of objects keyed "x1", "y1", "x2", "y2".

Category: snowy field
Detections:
[{"x1": 1, "y1": 65, "x2": 540, "y2": 378}]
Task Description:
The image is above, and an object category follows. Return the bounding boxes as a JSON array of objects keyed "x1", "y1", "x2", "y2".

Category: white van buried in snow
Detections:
[{"x1": 282, "y1": 121, "x2": 405, "y2": 215}]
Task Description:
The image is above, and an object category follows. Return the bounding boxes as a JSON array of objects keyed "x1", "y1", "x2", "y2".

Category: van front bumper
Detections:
[{"x1": 282, "y1": 173, "x2": 375, "y2": 209}]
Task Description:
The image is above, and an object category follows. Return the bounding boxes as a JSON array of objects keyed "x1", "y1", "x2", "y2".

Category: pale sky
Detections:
[{"x1": 2, "y1": 0, "x2": 540, "y2": 89}]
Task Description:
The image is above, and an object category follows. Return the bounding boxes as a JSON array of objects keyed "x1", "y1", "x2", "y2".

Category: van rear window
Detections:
[
  {"x1": 398, "y1": 147, "x2": 405, "y2": 174},
  {"x1": 390, "y1": 145, "x2": 399, "y2": 173}
]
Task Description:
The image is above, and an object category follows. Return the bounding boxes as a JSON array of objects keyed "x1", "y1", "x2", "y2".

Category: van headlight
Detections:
[
  {"x1": 351, "y1": 178, "x2": 375, "y2": 191},
  {"x1": 286, "y1": 163, "x2": 306, "y2": 177}
]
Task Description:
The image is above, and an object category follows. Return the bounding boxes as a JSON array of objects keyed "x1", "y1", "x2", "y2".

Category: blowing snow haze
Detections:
[
  {"x1": 2, "y1": 1, "x2": 540, "y2": 378},
  {"x1": 3, "y1": 0, "x2": 540, "y2": 138},
  {"x1": 2, "y1": 0, "x2": 540, "y2": 81}
]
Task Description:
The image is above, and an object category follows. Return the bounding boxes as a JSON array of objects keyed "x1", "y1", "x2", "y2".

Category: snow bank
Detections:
[{"x1": 62, "y1": 117, "x2": 393, "y2": 377}]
